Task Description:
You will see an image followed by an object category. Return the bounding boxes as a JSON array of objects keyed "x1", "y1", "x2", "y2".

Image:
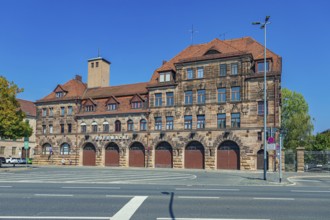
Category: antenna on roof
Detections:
[
  {"x1": 219, "y1": 32, "x2": 228, "y2": 40},
  {"x1": 98, "y1": 48, "x2": 100, "y2": 57},
  {"x1": 189, "y1": 24, "x2": 198, "y2": 45}
]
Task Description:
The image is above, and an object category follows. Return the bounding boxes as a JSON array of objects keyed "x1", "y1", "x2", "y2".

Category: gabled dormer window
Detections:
[
  {"x1": 85, "y1": 105, "x2": 95, "y2": 112},
  {"x1": 107, "y1": 103, "x2": 117, "y2": 111},
  {"x1": 56, "y1": 92, "x2": 64, "y2": 98},
  {"x1": 131, "y1": 101, "x2": 142, "y2": 109},
  {"x1": 159, "y1": 72, "x2": 171, "y2": 82}
]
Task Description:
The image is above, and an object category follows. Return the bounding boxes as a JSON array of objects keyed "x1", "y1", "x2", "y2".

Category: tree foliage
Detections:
[
  {"x1": 281, "y1": 88, "x2": 313, "y2": 149},
  {"x1": 0, "y1": 76, "x2": 32, "y2": 139},
  {"x1": 307, "y1": 131, "x2": 330, "y2": 151}
]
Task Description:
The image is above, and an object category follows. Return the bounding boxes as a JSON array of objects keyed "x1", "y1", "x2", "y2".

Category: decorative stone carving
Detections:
[
  {"x1": 241, "y1": 104, "x2": 249, "y2": 115},
  {"x1": 231, "y1": 104, "x2": 239, "y2": 113},
  {"x1": 218, "y1": 105, "x2": 226, "y2": 113},
  {"x1": 196, "y1": 106, "x2": 205, "y2": 115}
]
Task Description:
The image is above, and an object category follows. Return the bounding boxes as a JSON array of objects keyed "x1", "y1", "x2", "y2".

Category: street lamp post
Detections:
[{"x1": 253, "y1": 16, "x2": 271, "y2": 181}]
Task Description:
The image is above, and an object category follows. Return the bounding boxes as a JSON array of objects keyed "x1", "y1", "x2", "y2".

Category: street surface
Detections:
[{"x1": 0, "y1": 166, "x2": 329, "y2": 220}]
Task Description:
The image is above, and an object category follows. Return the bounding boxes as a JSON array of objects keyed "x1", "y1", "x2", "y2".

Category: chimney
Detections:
[
  {"x1": 75, "y1": 75, "x2": 82, "y2": 82},
  {"x1": 162, "y1": 60, "x2": 167, "y2": 65}
]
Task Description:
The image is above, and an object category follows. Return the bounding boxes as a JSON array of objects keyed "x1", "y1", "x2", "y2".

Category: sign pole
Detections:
[
  {"x1": 24, "y1": 137, "x2": 29, "y2": 168},
  {"x1": 279, "y1": 133, "x2": 282, "y2": 183}
]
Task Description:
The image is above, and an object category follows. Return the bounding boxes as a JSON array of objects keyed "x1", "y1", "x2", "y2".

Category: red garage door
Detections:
[
  {"x1": 129, "y1": 142, "x2": 145, "y2": 167},
  {"x1": 217, "y1": 141, "x2": 240, "y2": 170},
  {"x1": 83, "y1": 143, "x2": 96, "y2": 166},
  {"x1": 105, "y1": 143, "x2": 119, "y2": 167},
  {"x1": 155, "y1": 142, "x2": 173, "y2": 168},
  {"x1": 185, "y1": 141, "x2": 204, "y2": 169}
]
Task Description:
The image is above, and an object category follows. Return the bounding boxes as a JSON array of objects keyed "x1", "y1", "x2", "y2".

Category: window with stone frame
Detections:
[
  {"x1": 184, "y1": 115, "x2": 192, "y2": 130},
  {"x1": 92, "y1": 123, "x2": 98, "y2": 133},
  {"x1": 231, "y1": 87, "x2": 241, "y2": 102},
  {"x1": 166, "y1": 116, "x2": 174, "y2": 130},
  {"x1": 67, "y1": 106, "x2": 73, "y2": 115},
  {"x1": 127, "y1": 119, "x2": 134, "y2": 131},
  {"x1": 81, "y1": 123, "x2": 87, "y2": 133},
  {"x1": 49, "y1": 107, "x2": 53, "y2": 117},
  {"x1": 60, "y1": 143, "x2": 70, "y2": 155},
  {"x1": 42, "y1": 125, "x2": 46, "y2": 134},
  {"x1": 154, "y1": 117, "x2": 162, "y2": 130},
  {"x1": 187, "y1": 68, "x2": 193, "y2": 79},
  {"x1": 197, "y1": 67, "x2": 204, "y2": 78},
  {"x1": 60, "y1": 124, "x2": 65, "y2": 133},
  {"x1": 155, "y1": 93, "x2": 162, "y2": 107},
  {"x1": 68, "y1": 124, "x2": 72, "y2": 133},
  {"x1": 197, "y1": 89, "x2": 206, "y2": 104},
  {"x1": 217, "y1": 88, "x2": 226, "y2": 103},
  {"x1": 185, "y1": 91, "x2": 193, "y2": 105},
  {"x1": 197, "y1": 115, "x2": 205, "y2": 129},
  {"x1": 42, "y1": 108, "x2": 47, "y2": 117},
  {"x1": 220, "y1": 64, "x2": 227, "y2": 76},
  {"x1": 140, "y1": 119, "x2": 147, "y2": 131},
  {"x1": 231, "y1": 63, "x2": 238, "y2": 75},
  {"x1": 258, "y1": 101, "x2": 268, "y2": 115},
  {"x1": 103, "y1": 122, "x2": 109, "y2": 132},
  {"x1": 49, "y1": 124, "x2": 53, "y2": 134},
  {"x1": 166, "y1": 92, "x2": 174, "y2": 106},
  {"x1": 231, "y1": 113, "x2": 240, "y2": 128},
  {"x1": 217, "y1": 113, "x2": 226, "y2": 128},
  {"x1": 115, "y1": 120, "x2": 121, "y2": 132}
]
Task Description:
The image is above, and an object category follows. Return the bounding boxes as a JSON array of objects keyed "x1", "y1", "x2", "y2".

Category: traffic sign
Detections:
[
  {"x1": 268, "y1": 137, "x2": 275, "y2": 144},
  {"x1": 267, "y1": 143, "x2": 276, "y2": 150}
]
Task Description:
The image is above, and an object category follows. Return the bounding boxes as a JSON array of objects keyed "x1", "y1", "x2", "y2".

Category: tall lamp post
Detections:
[{"x1": 252, "y1": 16, "x2": 271, "y2": 181}]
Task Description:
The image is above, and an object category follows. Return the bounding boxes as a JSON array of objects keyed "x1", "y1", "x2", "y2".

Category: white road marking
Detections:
[
  {"x1": 178, "y1": 196, "x2": 219, "y2": 199},
  {"x1": 111, "y1": 196, "x2": 148, "y2": 220},
  {"x1": 106, "y1": 195, "x2": 134, "y2": 198},
  {"x1": 253, "y1": 197, "x2": 295, "y2": 201},
  {"x1": 291, "y1": 190, "x2": 330, "y2": 193},
  {"x1": 0, "y1": 217, "x2": 109, "y2": 219},
  {"x1": 292, "y1": 179, "x2": 321, "y2": 183},
  {"x1": 157, "y1": 218, "x2": 270, "y2": 220},
  {"x1": 34, "y1": 194, "x2": 73, "y2": 197},
  {"x1": 61, "y1": 186, "x2": 120, "y2": 189},
  {"x1": 0, "y1": 186, "x2": 12, "y2": 188},
  {"x1": 175, "y1": 188, "x2": 239, "y2": 191}
]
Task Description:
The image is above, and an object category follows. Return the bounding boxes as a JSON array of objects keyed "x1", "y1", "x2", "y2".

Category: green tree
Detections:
[
  {"x1": 0, "y1": 76, "x2": 32, "y2": 139},
  {"x1": 281, "y1": 88, "x2": 313, "y2": 149},
  {"x1": 308, "y1": 132, "x2": 330, "y2": 151}
]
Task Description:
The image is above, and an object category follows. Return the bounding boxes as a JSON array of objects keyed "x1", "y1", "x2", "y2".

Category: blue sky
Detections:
[{"x1": 0, "y1": 0, "x2": 329, "y2": 133}]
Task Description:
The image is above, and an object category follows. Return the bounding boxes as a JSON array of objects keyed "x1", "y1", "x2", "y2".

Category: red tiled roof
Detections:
[
  {"x1": 83, "y1": 82, "x2": 149, "y2": 99},
  {"x1": 17, "y1": 99, "x2": 36, "y2": 117},
  {"x1": 37, "y1": 78, "x2": 87, "y2": 102},
  {"x1": 149, "y1": 37, "x2": 281, "y2": 85},
  {"x1": 77, "y1": 95, "x2": 149, "y2": 117}
]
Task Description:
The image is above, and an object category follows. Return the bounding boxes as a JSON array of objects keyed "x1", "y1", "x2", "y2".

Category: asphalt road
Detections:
[{"x1": 0, "y1": 167, "x2": 329, "y2": 220}]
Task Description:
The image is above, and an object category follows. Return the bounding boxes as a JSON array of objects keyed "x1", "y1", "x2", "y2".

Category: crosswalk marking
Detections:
[{"x1": 111, "y1": 196, "x2": 148, "y2": 220}]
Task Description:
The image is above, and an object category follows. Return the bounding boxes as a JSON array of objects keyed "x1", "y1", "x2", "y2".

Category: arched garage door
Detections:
[
  {"x1": 155, "y1": 142, "x2": 173, "y2": 168},
  {"x1": 185, "y1": 141, "x2": 204, "y2": 169},
  {"x1": 217, "y1": 141, "x2": 240, "y2": 170},
  {"x1": 257, "y1": 149, "x2": 269, "y2": 170},
  {"x1": 83, "y1": 143, "x2": 96, "y2": 166},
  {"x1": 105, "y1": 142, "x2": 119, "y2": 167},
  {"x1": 129, "y1": 142, "x2": 145, "y2": 167}
]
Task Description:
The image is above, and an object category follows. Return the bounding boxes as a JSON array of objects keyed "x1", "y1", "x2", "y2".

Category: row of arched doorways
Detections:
[{"x1": 82, "y1": 140, "x2": 244, "y2": 170}]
